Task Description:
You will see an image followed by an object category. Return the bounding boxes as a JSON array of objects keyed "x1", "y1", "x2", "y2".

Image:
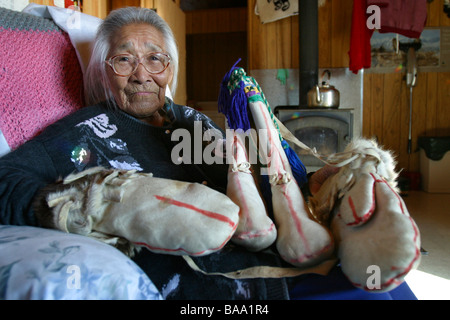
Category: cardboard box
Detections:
[{"x1": 420, "y1": 149, "x2": 450, "y2": 193}]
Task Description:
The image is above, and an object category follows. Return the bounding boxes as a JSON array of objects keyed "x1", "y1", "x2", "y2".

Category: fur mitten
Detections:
[
  {"x1": 309, "y1": 138, "x2": 421, "y2": 292},
  {"x1": 34, "y1": 167, "x2": 240, "y2": 257}
]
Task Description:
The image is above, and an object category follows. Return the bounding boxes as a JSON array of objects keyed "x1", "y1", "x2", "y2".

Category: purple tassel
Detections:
[
  {"x1": 218, "y1": 59, "x2": 241, "y2": 113},
  {"x1": 218, "y1": 59, "x2": 251, "y2": 131},
  {"x1": 229, "y1": 80, "x2": 251, "y2": 131}
]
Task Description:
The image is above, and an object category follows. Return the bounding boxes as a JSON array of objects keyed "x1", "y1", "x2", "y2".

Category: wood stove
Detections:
[
  {"x1": 275, "y1": 108, "x2": 354, "y2": 171},
  {"x1": 251, "y1": 67, "x2": 363, "y2": 171},
  {"x1": 250, "y1": 0, "x2": 363, "y2": 172}
]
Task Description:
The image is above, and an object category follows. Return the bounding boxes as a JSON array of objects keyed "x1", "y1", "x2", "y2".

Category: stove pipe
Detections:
[{"x1": 299, "y1": 0, "x2": 319, "y2": 108}]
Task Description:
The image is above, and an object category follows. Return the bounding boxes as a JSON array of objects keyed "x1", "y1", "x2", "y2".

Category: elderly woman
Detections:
[
  {"x1": 0, "y1": 7, "x2": 227, "y2": 220},
  {"x1": 0, "y1": 7, "x2": 293, "y2": 300},
  {"x1": 0, "y1": 6, "x2": 420, "y2": 301}
]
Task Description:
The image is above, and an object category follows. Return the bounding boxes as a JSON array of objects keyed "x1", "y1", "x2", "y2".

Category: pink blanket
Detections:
[{"x1": 0, "y1": 8, "x2": 84, "y2": 150}]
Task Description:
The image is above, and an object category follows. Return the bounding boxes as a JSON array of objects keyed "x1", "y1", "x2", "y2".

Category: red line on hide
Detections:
[
  {"x1": 233, "y1": 135, "x2": 249, "y2": 163},
  {"x1": 233, "y1": 171, "x2": 252, "y2": 230},
  {"x1": 383, "y1": 179, "x2": 406, "y2": 215},
  {"x1": 154, "y1": 195, "x2": 236, "y2": 228},
  {"x1": 346, "y1": 177, "x2": 376, "y2": 226},
  {"x1": 257, "y1": 102, "x2": 288, "y2": 174},
  {"x1": 281, "y1": 184, "x2": 311, "y2": 255},
  {"x1": 350, "y1": 174, "x2": 421, "y2": 291},
  {"x1": 133, "y1": 228, "x2": 236, "y2": 256},
  {"x1": 258, "y1": 102, "x2": 275, "y2": 161},
  {"x1": 369, "y1": 173, "x2": 405, "y2": 214},
  {"x1": 356, "y1": 245, "x2": 421, "y2": 291},
  {"x1": 348, "y1": 197, "x2": 357, "y2": 220},
  {"x1": 234, "y1": 222, "x2": 275, "y2": 240}
]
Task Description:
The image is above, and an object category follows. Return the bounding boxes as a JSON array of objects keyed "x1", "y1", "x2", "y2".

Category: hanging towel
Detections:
[
  {"x1": 349, "y1": 0, "x2": 427, "y2": 74},
  {"x1": 255, "y1": 0, "x2": 299, "y2": 24}
]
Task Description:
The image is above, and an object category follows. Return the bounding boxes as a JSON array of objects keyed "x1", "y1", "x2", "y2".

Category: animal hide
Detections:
[
  {"x1": 249, "y1": 100, "x2": 334, "y2": 268},
  {"x1": 227, "y1": 129, "x2": 277, "y2": 252},
  {"x1": 309, "y1": 138, "x2": 399, "y2": 225},
  {"x1": 34, "y1": 167, "x2": 240, "y2": 257},
  {"x1": 309, "y1": 138, "x2": 421, "y2": 292}
]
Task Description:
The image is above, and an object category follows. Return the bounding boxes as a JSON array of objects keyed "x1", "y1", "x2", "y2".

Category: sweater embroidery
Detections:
[
  {"x1": 71, "y1": 113, "x2": 143, "y2": 172},
  {"x1": 76, "y1": 114, "x2": 118, "y2": 138}
]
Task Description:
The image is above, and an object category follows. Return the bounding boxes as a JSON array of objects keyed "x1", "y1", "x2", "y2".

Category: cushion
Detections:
[
  {"x1": 0, "y1": 225, "x2": 162, "y2": 300},
  {"x1": 0, "y1": 7, "x2": 84, "y2": 151}
]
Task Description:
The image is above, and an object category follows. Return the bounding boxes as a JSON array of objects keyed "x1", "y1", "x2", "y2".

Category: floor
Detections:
[{"x1": 402, "y1": 191, "x2": 450, "y2": 300}]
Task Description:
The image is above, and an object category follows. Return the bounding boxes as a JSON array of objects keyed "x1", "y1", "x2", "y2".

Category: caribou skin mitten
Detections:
[
  {"x1": 309, "y1": 138, "x2": 421, "y2": 292},
  {"x1": 34, "y1": 167, "x2": 240, "y2": 257}
]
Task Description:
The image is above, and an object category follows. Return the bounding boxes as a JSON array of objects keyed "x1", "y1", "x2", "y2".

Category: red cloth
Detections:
[
  {"x1": 370, "y1": 0, "x2": 428, "y2": 38},
  {"x1": 348, "y1": 0, "x2": 428, "y2": 74},
  {"x1": 349, "y1": 0, "x2": 374, "y2": 74}
]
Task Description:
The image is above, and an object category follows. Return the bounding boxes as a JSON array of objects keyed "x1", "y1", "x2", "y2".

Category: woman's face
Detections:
[{"x1": 106, "y1": 23, "x2": 173, "y2": 124}]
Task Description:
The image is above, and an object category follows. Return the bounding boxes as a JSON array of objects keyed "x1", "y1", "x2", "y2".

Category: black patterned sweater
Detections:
[{"x1": 0, "y1": 100, "x2": 290, "y2": 300}]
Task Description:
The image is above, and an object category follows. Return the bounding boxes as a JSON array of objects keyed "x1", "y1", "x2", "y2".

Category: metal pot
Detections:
[{"x1": 307, "y1": 70, "x2": 340, "y2": 108}]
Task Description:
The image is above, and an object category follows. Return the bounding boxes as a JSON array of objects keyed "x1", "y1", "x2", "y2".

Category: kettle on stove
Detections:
[{"x1": 307, "y1": 70, "x2": 340, "y2": 108}]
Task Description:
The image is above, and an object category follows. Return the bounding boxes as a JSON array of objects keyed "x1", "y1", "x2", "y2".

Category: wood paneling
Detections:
[
  {"x1": 186, "y1": 7, "x2": 247, "y2": 34},
  {"x1": 111, "y1": 0, "x2": 140, "y2": 11},
  {"x1": 186, "y1": 32, "x2": 247, "y2": 101},
  {"x1": 83, "y1": 0, "x2": 109, "y2": 19},
  {"x1": 29, "y1": 0, "x2": 53, "y2": 5},
  {"x1": 363, "y1": 71, "x2": 450, "y2": 172},
  {"x1": 185, "y1": 7, "x2": 249, "y2": 102},
  {"x1": 248, "y1": 0, "x2": 450, "y2": 173},
  {"x1": 153, "y1": 0, "x2": 186, "y2": 105},
  {"x1": 248, "y1": 0, "x2": 352, "y2": 70}
]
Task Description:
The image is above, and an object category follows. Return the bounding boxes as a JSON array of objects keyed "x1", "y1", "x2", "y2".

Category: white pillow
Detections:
[{"x1": 0, "y1": 225, "x2": 162, "y2": 300}]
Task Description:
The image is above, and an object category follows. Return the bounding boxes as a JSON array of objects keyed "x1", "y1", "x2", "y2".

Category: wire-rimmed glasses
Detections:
[{"x1": 105, "y1": 52, "x2": 171, "y2": 77}]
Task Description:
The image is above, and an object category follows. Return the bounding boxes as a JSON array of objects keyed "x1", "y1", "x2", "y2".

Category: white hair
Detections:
[{"x1": 84, "y1": 7, "x2": 179, "y2": 107}]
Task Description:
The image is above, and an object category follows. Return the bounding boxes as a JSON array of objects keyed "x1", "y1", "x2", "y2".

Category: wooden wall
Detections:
[
  {"x1": 185, "y1": 7, "x2": 248, "y2": 102},
  {"x1": 248, "y1": 0, "x2": 450, "y2": 173},
  {"x1": 25, "y1": 0, "x2": 450, "y2": 172},
  {"x1": 364, "y1": 1, "x2": 450, "y2": 173}
]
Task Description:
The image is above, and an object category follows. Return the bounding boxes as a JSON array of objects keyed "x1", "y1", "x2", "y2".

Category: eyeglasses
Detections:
[{"x1": 105, "y1": 52, "x2": 171, "y2": 77}]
